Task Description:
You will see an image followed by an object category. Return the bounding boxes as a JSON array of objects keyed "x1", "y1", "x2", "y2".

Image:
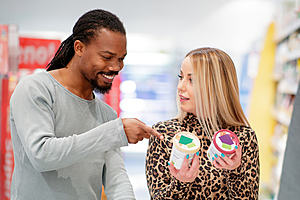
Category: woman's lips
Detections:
[{"x1": 179, "y1": 95, "x2": 189, "y2": 102}]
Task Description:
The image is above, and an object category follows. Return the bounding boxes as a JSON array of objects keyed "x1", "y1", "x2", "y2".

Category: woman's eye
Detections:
[
  {"x1": 178, "y1": 75, "x2": 183, "y2": 80},
  {"x1": 189, "y1": 78, "x2": 193, "y2": 83}
]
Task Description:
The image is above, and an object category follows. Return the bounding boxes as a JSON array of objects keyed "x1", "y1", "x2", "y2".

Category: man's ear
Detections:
[{"x1": 74, "y1": 40, "x2": 85, "y2": 57}]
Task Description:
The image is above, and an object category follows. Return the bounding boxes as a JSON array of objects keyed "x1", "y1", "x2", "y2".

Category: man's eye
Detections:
[{"x1": 102, "y1": 56, "x2": 112, "y2": 60}]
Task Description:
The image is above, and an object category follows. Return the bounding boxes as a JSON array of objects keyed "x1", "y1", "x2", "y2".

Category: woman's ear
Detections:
[{"x1": 74, "y1": 40, "x2": 85, "y2": 57}]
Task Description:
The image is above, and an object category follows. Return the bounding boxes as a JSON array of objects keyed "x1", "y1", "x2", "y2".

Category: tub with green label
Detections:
[{"x1": 169, "y1": 131, "x2": 200, "y2": 169}]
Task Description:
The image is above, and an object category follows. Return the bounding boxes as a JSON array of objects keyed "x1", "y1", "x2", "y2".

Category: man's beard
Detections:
[{"x1": 90, "y1": 79, "x2": 112, "y2": 94}]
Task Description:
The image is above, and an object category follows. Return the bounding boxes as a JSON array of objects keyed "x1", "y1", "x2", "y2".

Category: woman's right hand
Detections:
[{"x1": 168, "y1": 152, "x2": 200, "y2": 182}]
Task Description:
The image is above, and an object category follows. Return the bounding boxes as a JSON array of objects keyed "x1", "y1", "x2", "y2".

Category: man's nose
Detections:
[{"x1": 108, "y1": 60, "x2": 122, "y2": 72}]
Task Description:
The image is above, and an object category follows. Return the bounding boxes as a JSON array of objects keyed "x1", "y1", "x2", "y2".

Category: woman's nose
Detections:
[{"x1": 177, "y1": 80, "x2": 186, "y2": 92}]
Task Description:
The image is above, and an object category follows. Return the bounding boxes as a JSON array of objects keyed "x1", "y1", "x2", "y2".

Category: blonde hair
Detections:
[{"x1": 177, "y1": 47, "x2": 249, "y2": 138}]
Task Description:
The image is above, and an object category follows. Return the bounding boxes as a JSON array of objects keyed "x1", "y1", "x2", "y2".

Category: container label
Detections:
[{"x1": 170, "y1": 147, "x2": 193, "y2": 169}]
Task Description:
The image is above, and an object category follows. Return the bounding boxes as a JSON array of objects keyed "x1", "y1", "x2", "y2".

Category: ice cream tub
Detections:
[
  {"x1": 207, "y1": 129, "x2": 239, "y2": 162},
  {"x1": 169, "y1": 131, "x2": 200, "y2": 169}
]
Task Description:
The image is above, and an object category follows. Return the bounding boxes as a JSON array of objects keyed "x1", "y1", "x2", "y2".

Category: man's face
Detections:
[{"x1": 78, "y1": 28, "x2": 127, "y2": 94}]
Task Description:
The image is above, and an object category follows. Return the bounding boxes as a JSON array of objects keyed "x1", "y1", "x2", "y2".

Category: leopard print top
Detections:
[{"x1": 146, "y1": 113, "x2": 259, "y2": 199}]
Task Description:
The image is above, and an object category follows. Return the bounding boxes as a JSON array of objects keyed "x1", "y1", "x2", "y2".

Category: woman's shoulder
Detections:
[
  {"x1": 228, "y1": 125, "x2": 254, "y2": 133},
  {"x1": 152, "y1": 118, "x2": 181, "y2": 136},
  {"x1": 227, "y1": 125, "x2": 257, "y2": 143}
]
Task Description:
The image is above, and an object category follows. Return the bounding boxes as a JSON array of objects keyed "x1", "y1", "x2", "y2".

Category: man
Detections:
[{"x1": 9, "y1": 9, "x2": 163, "y2": 200}]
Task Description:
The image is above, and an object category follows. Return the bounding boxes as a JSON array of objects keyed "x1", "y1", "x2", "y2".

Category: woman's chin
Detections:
[
  {"x1": 180, "y1": 106, "x2": 196, "y2": 115},
  {"x1": 180, "y1": 107, "x2": 189, "y2": 113}
]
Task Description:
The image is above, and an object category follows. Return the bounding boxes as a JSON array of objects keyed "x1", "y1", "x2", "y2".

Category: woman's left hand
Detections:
[{"x1": 213, "y1": 145, "x2": 242, "y2": 170}]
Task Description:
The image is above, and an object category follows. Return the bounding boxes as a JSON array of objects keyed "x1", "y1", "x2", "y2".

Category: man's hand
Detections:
[{"x1": 121, "y1": 118, "x2": 164, "y2": 144}]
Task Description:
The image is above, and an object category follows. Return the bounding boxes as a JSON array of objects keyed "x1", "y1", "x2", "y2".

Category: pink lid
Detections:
[{"x1": 213, "y1": 129, "x2": 239, "y2": 154}]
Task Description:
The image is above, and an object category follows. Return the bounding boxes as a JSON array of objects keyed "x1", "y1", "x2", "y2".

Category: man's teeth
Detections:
[{"x1": 102, "y1": 74, "x2": 115, "y2": 80}]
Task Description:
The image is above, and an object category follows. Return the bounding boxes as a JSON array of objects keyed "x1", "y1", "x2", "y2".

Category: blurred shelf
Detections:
[
  {"x1": 286, "y1": 50, "x2": 300, "y2": 61},
  {"x1": 273, "y1": 73, "x2": 282, "y2": 81},
  {"x1": 278, "y1": 50, "x2": 300, "y2": 63},
  {"x1": 278, "y1": 80, "x2": 299, "y2": 95},
  {"x1": 272, "y1": 109, "x2": 291, "y2": 127},
  {"x1": 275, "y1": 18, "x2": 300, "y2": 43}
]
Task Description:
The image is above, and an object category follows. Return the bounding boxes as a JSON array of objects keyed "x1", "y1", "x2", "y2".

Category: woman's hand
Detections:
[
  {"x1": 213, "y1": 145, "x2": 242, "y2": 170},
  {"x1": 168, "y1": 152, "x2": 200, "y2": 182}
]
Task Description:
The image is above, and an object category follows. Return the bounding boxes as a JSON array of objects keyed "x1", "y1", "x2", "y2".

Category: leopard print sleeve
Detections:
[
  {"x1": 145, "y1": 121, "x2": 192, "y2": 200},
  {"x1": 223, "y1": 126, "x2": 260, "y2": 199}
]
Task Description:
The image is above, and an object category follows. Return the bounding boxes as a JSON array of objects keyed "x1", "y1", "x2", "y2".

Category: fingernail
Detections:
[
  {"x1": 168, "y1": 161, "x2": 170, "y2": 165},
  {"x1": 196, "y1": 152, "x2": 199, "y2": 156},
  {"x1": 212, "y1": 157, "x2": 215, "y2": 161},
  {"x1": 160, "y1": 135, "x2": 164, "y2": 140},
  {"x1": 186, "y1": 154, "x2": 189, "y2": 159},
  {"x1": 235, "y1": 146, "x2": 238, "y2": 149},
  {"x1": 215, "y1": 154, "x2": 218, "y2": 158},
  {"x1": 221, "y1": 153, "x2": 225, "y2": 157}
]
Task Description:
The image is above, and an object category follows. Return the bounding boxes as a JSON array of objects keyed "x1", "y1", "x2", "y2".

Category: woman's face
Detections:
[{"x1": 177, "y1": 57, "x2": 196, "y2": 115}]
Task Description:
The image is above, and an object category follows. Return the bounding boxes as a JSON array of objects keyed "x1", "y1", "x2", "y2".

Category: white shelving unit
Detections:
[
  {"x1": 278, "y1": 50, "x2": 300, "y2": 63},
  {"x1": 275, "y1": 18, "x2": 300, "y2": 42},
  {"x1": 278, "y1": 79, "x2": 299, "y2": 95},
  {"x1": 285, "y1": 50, "x2": 300, "y2": 62},
  {"x1": 271, "y1": 2, "x2": 300, "y2": 197},
  {"x1": 272, "y1": 108, "x2": 291, "y2": 127}
]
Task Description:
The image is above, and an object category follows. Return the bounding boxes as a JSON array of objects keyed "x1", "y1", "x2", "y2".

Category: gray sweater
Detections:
[{"x1": 9, "y1": 71, "x2": 135, "y2": 200}]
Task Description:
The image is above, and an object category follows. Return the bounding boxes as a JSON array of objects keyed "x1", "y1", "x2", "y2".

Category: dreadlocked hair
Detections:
[{"x1": 46, "y1": 9, "x2": 126, "y2": 71}]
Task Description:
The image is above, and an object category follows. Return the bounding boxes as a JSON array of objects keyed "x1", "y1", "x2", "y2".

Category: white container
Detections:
[
  {"x1": 169, "y1": 131, "x2": 200, "y2": 169},
  {"x1": 207, "y1": 129, "x2": 239, "y2": 162}
]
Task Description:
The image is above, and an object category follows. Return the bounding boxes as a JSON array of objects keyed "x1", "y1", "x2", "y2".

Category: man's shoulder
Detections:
[
  {"x1": 11, "y1": 71, "x2": 55, "y2": 103},
  {"x1": 18, "y1": 71, "x2": 52, "y2": 88}
]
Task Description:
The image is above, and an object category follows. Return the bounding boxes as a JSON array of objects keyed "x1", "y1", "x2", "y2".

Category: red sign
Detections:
[
  {"x1": 19, "y1": 37, "x2": 61, "y2": 70},
  {"x1": 104, "y1": 75, "x2": 121, "y2": 116},
  {"x1": 0, "y1": 25, "x2": 9, "y2": 74},
  {"x1": 0, "y1": 76, "x2": 17, "y2": 200}
]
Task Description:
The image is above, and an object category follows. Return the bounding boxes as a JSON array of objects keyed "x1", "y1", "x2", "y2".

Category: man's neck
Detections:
[{"x1": 49, "y1": 63, "x2": 94, "y2": 100}]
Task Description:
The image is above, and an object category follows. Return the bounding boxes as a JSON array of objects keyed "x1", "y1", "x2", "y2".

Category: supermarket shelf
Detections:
[
  {"x1": 275, "y1": 18, "x2": 300, "y2": 43},
  {"x1": 277, "y1": 50, "x2": 300, "y2": 63},
  {"x1": 286, "y1": 50, "x2": 300, "y2": 61},
  {"x1": 271, "y1": 4, "x2": 300, "y2": 199},
  {"x1": 278, "y1": 80, "x2": 299, "y2": 95},
  {"x1": 273, "y1": 73, "x2": 282, "y2": 81},
  {"x1": 272, "y1": 109, "x2": 291, "y2": 127}
]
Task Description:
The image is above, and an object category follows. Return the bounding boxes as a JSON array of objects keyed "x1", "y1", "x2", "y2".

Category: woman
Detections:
[{"x1": 146, "y1": 47, "x2": 259, "y2": 199}]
